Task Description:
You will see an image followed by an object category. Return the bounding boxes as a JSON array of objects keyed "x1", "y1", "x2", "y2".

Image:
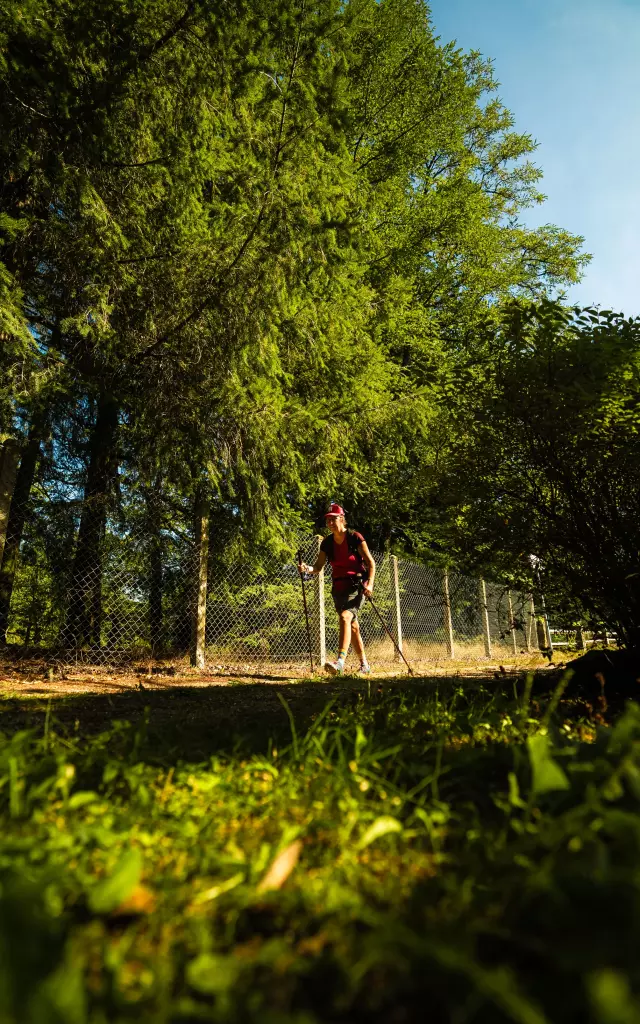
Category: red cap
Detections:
[{"x1": 325, "y1": 503, "x2": 346, "y2": 518}]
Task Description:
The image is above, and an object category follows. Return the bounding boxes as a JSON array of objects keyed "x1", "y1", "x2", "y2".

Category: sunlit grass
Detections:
[{"x1": 1, "y1": 675, "x2": 639, "y2": 1022}]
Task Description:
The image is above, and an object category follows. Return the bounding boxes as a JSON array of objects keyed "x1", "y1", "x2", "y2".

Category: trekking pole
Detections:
[
  {"x1": 367, "y1": 594, "x2": 414, "y2": 676},
  {"x1": 297, "y1": 550, "x2": 314, "y2": 674}
]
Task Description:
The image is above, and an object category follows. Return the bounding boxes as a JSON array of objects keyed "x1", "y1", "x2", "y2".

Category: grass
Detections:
[{"x1": 1, "y1": 673, "x2": 639, "y2": 1023}]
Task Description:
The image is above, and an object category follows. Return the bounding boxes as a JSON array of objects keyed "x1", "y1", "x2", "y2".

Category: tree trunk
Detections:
[
  {"x1": 0, "y1": 428, "x2": 43, "y2": 643},
  {"x1": 0, "y1": 438, "x2": 20, "y2": 566},
  {"x1": 609, "y1": 589, "x2": 640, "y2": 651},
  {"x1": 64, "y1": 396, "x2": 119, "y2": 649},
  {"x1": 190, "y1": 489, "x2": 209, "y2": 669},
  {"x1": 146, "y1": 484, "x2": 164, "y2": 654},
  {"x1": 618, "y1": 621, "x2": 640, "y2": 651}
]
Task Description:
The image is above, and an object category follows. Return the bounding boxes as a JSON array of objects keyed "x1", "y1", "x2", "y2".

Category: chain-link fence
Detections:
[
  {"x1": 4, "y1": 421, "x2": 621, "y2": 675},
  {"x1": 0, "y1": 424, "x2": 557, "y2": 671},
  {"x1": 0, "y1": 476, "x2": 546, "y2": 670}
]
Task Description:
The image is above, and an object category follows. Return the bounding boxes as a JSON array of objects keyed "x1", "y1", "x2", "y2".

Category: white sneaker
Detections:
[
  {"x1": 359, "y1": 663, "x2": 371, "y2": 675},
  {"x1": 324, "y1": 661, "x2": 344, "y2": 676}
]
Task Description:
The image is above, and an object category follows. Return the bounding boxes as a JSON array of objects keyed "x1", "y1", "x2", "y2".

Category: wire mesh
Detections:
[
  {"x1": 203, "y1": 537, "x2": 321, "y2": 670},
  {"x1": 397, "y1": 561, "x2": 451, "y2": 664},
  {"x1": 485, "y1": 583, "x2": 527, "y2": 657},
  {"x1": 0, "y1": 492, "x2": 544, "y2": 671}
]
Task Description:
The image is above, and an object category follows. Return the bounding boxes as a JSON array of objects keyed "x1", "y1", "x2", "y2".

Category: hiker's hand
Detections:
[
  {"x1": 363, "y1": 582, "x2": 373, "y2": 598},
  {"x1": 298, "y1": 562, "x2": 312, "y2": 575}
]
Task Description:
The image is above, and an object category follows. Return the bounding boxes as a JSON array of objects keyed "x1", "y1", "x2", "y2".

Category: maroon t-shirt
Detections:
[{"x1": 321, "y1": 531, "x2": 366, "y2": 592}]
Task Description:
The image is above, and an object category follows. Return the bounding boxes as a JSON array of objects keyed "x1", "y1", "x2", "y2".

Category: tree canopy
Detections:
[{"x1": 414, "y1": 302, "x2": 640, "y2": 646}]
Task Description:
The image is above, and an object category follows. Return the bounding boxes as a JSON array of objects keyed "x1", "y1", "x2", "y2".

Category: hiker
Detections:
[{"x1": 299, "y1": 503, "x2": 376, "y2": 675}]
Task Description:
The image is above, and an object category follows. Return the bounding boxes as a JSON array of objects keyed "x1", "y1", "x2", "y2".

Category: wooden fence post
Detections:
[
  {"x1": 190, "y1": 491, "x2": 209, "y2": 669},
  {"x1": 315, "y1": 535, "x2": 326, "y2": 668},
  {"x1": 525, "y1": 596, "x2": 535, "y2": 652},
  {"x1": 539, "y1": 592, "x2": 553, "y2": 655},
  {"x1": 535, "y1": 610, "x2": 548, "y2": 652},
  {"x1": 575, "y1": 625, "x2": 585, "y2": 651},
  {"x1": 443, "y1": 572, "x2": 455, "y2": 659},
  {"x1": 507, "y1": 590, "x2": 518, "y2": 655},
  {"x1": 391, "y1": 555, "x2": 403, "y2": 661},
  {"x1": 479, "y1": 579, "x2": 492, "y2": 658}
]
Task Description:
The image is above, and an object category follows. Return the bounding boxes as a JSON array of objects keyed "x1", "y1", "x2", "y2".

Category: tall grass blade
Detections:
[
  {"x1": 541, "y1": 670, "x2": 574, "y2": 729},
  {"x1": 276, "y1": 692, "x2": 299, "y2": 759}
]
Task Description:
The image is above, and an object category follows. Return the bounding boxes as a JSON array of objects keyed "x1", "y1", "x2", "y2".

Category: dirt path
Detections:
[
  {"x1": 0, "y1": 653, "x2": 550, "y2": 696},
  {"x1": 0, "y1": 659, "x2": 548, "y2": 758},
  {"x1": 0, "y1": 655, "x2": 559, "y2": 763}
]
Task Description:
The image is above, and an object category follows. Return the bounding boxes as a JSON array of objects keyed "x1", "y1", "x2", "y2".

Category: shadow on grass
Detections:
[{"x1": 0, "y1": 674, "x2": 494, "y2": 764}]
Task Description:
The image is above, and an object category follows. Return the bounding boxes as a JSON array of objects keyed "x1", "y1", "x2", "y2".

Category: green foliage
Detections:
[
  {"x1": 87, "y1": 847, "x2": 143, "y2": 914},
  {"x1": 346, "y1": 0, "x2": 588, "y2": 310},
  {"x1": 1, "y1": 680, "x2": 640, "y2": 1021},
  {"x1": 0, "y1": 0, "x2": 587, "y2": 506},
  {"x1": 421, "y1": 301, "x2": 640, "y2": 643},
  {"x1": 1, "y1": 0, "x2": 383, "y2": 519},
  {"x1": 527, "y1": 733, "x2": 570, "y2": 795}
]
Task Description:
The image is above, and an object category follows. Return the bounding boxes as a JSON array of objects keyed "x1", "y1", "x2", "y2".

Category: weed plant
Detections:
[{"x1": 1, "y1": 677, "x2": 640, "y2": 1023}]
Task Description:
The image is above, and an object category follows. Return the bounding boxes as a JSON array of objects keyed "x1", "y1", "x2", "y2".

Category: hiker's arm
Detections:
[
  {"x1": 359, "y1": 541, "x2": 375, "y2": 595},
  {"x1": 299, "y1": 549, "x2": 326, "y2": 575}
]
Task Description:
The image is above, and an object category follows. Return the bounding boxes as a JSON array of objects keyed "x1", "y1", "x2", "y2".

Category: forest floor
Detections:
[
  {"x1": 3, "y1": 651, "x2": 635, "y2": 1024},
  {"x1": 0, "y1": 651, "x2": 555, "y2": 694},
  {"x1": 1, "y1": 654, "x2": 555, "y2": 680},
  {"x1": 0, "y1": 653, "x2": 555, "y2": 740}
]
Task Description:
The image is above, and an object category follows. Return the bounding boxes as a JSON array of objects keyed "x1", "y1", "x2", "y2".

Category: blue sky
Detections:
[{"x1": 428, "y1": 0, "x2": 640, "y2": 315}]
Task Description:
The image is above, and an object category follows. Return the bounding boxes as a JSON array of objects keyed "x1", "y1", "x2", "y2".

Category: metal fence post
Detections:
[
  {"x1": 315, "y1": 535, "x2": 326, "y2": 668},
  {"x1": 575, "y1": 625, "x2": 585, "y2": 651},
  {"x1": 391, "y1": 555, "x2": 403, "y2": 661},
  {"x1": 479, "y1": 579, "x2": 492, "y2": 658},
  {"x1": 507, "y1": 590, "x2": 518, "y2": 655},
  {"x1": 442, "y1": 571, "x2": 455, "y2": 659}
]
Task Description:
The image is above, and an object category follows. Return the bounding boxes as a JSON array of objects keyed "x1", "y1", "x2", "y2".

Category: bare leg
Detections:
[
  {"x1": 339, "y1": 609, "x2": 353, "y2": 656},
  {"x1": 351, "y1": 618, "x2": 366, "y2": 664}
]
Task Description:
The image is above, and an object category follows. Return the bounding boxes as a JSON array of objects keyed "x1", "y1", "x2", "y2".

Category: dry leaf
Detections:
[
  {"x1": 298, "y1": 931, "x2": 330, "y2": 956},
  {"x1": 257, "y1": 840, "x2": 302, "y2": 893},
  {"x1": 111, "y1": 884, "x2": 157, "y2": 916}
]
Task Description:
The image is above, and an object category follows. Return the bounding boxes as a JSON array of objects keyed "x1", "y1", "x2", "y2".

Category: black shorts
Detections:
[{"x1": 332, "y1": 583, "x2": 365, "y2": 619}]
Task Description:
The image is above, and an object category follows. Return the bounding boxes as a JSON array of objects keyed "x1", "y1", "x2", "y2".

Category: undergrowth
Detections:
[{"x1": 1, "y1": 677, "x2": 640, "y2": 1023}]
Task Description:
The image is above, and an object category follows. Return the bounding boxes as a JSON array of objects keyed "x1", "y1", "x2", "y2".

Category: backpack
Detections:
[{"x1": 322, "y1": 530, "x2": 369, "y2": 580}]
